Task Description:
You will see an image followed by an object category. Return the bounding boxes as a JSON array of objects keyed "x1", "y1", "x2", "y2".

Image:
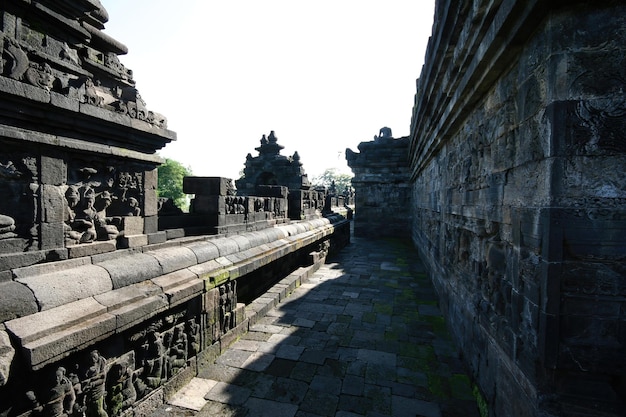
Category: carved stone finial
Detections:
[{"x1": 378, "y1": 126, "x2": 392, "y2": 138}]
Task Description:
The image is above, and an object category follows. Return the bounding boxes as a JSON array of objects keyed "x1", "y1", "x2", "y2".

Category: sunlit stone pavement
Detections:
[{"x1": 151, "y1": 236, "x2": 481, "y2": 417}]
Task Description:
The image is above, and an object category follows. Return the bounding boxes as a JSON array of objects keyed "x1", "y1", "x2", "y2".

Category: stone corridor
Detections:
[{"x1": 152, "y1": 236, "x2": 481, "y2": 417}]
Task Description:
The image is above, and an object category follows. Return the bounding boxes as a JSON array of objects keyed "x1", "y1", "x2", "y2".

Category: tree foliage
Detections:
[
  {"x1": 157, "y1": 158, "x2": 193, "y2": 211},
  {"x1": 311, "y1": 168, "x2": 353, "y2": 193}
]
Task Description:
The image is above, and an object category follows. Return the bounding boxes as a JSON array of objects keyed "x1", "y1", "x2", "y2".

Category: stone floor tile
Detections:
[
  {"x1": 168, "y1": 378, "x2": 217, "y2": 411},
  {"x1": 244, "y1": 397, "x2": 298, "y2": 417},
  {"x1": 268, "y1": 333, "x2": 301, "y2": 345},
  {"x1": 249, "y1": 323, "x2": 286, "y2": 334},
  {"x1": 197, "y1": 363, "x2": 240, "y2": 383},
  {"x1": 299, "y1": 390, "x2": 339, "y2": 416},
  {"x1": 300, "y1": 349, "x2": 336, "y2": 365},
  {"x1": 341, "y1": 374, "x2": 364, "y2": 396},
  {"x1": 336, "y1": 411, "x2": 364, "y2": 417},
  {"x1": 215, "y1": 348, "x2": 253, "y2": 368},
  {"x1": 204, "y1": 381, "x2": 251, "y2": 405},
  {"x1": 241, "y1": 330, "x2": 272, "y2": 341},
  {"x1": 275, "y1": 343, "x2": 305, "y2": 360},
  {"x1": 241, "y1": 351, "x2": 275, "y2": 372},
  {"x1": 266, "y1": 376, "x2": 309, "y2": 404},
  {"x1": 391, "y1": 395, "x2": 442, "y2": 417},
  {"x1": 265, "y1": 358, "x2": 298, "y2": 377},
  {"x1": 310, "y1": 374, "x2": 342, "y2": 394},
  {"x1": 197, "y1": 401, "x2": 248, "y2": 417},
  {"x1": 292, "y1": 317, "x2": 316, "y2": 328},
  {"x1": 357, "y1": 349, "x2": 397, "y2": 366},
  {"x1": 230, "y1": 338, "x2": 260, "y2": 352},
  {"x1": 290, "y1": 361, "x2": 318, "y2": 383}
]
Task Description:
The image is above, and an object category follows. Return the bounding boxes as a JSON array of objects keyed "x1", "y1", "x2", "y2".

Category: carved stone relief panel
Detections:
[
  {"x1": 0, "y1": 151, "x2": 38, "y2": 251},
  {"x1": 64, "y1": 160, "x2": 145, "y2": 245},
  {"x1": 8, "y1": 306, "x2": 202, "y2": 417}
]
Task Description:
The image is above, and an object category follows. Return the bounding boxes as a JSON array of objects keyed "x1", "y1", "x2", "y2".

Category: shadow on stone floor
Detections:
[{"x1": 154, "y1": 237, "x2": 481, "y2": 417}]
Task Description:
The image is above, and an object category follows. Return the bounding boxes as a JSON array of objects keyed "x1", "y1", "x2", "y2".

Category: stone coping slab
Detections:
[{"x1": 4, "y1": 217, "x2": 347, "y2": 370}]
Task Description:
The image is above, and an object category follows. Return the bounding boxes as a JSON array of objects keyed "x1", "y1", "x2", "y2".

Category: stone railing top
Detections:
[{"x1": 3, "y1": 215, "x2": 347, "y2": 369}]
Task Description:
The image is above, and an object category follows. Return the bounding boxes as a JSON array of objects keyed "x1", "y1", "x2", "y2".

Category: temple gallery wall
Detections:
[{"x1": 348, "y1": 1, "x2": 625, "y2": 416}]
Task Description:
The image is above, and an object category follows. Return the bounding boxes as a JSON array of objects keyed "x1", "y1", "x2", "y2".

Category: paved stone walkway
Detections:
[{"x1": 155, "y1": 236, "x2": 481, "y2": 417}]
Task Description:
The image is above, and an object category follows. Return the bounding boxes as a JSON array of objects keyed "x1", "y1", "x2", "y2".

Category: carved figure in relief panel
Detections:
[
  {"x1": 219, "y1": 286, "x2": 229, "y2": 334},
  {"x1": 105, "y1": 363, "x2": 136, "y2": 417},
  {"x1": 83, "y1": 350, "x2": 108, "y2": 417},
  {"x1": 139, "y1": 331, "x2": 165, "y2": 389},
  {"x1": 42, "y1": 367, "x2": 76, "y2": 417},
  {"x1": 186, "y1": 318, "x2": 201, "y2": 356},
  {"x1": 3, "y1": 38, "x2": 30, "y2": 80},
  {"x1": 165, "y1": 326, "x2": 188, "y2": 378}
]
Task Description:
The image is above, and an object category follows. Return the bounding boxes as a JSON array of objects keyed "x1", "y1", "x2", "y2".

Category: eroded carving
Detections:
[{"x1": 3, "y1": 38, "x2": 29, "y2": 80}]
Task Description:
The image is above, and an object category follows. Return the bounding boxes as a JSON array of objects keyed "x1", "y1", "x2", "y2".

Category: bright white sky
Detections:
[{"x1": 102, "y1": 0, "x2": 435, "y2": 180}]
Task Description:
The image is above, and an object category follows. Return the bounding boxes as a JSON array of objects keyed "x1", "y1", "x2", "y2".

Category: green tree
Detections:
[
  {"x1": 157, "y1": 158, "x2": 193, "y2": 211},
  {"x1": 311, "y1": 168, "x2": 353, "y2": 194}
]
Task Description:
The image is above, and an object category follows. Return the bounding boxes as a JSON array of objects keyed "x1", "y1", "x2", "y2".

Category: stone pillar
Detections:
[{"x1": 346, "y1": 136, "x2": 411, "y2": 238}]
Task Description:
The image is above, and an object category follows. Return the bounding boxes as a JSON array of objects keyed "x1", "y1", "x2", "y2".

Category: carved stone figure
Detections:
[
  {"x1": 83, "y1": 350, "x2": 108, "y2": 417},
  {"x1": 186, "y1": 319, "x2": 200, "y2": 356},
  {"x1": 3, "y1": 38, "x2": 29, "y2": 80},
  {"x1": 140, "y1": 331, "x2": 165, "y2": 389},
  {"x1": 106, "y1": 363, "x2": 136, "y2": 417},
  {"x1": 43, "y1": 367, "x2": 76, "y2": 417},
  {"x1": 166, "y1": 326, "x2": 187, "y2": 377},
  {"x1": 0, "y1": 214, "x2": 16, "y2": 239}
]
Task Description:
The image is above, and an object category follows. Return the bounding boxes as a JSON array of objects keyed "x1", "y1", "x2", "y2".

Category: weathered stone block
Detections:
[
  {"x1": 147, "y1": 231, "x2": 167, "y2": 244},
  {"x1": 39, "y1": 222, "x2": 65, "y2": 250},
  {"x1": 0, "y1": 281, "x2": 38, "y2": 322},
  {"x1": 165, "y1": 229, "x2": 185, "y2": 239},
  {"x1": 146, "y1": 246, "x2": 197, "y2": 274},
  {"x1": 187, "y1": 241, "x2": 220, "y2": 263},
  {"x1": 151, "y1": 269, "x2": 203, "y2": 307},
  {"x1": 5, "y1": 297, "x2": 116, "y2": 369},
  {"x1": 16, "y1": 264, "x2": 113, "y2": 311},
  {"x1": 40, "y1": 156, "x2": 67, "y2": 186},
  {"x1": 212, "y1": 237, "x2": 239, "y2": 257},
  {"x1": 122, "y1": 216, "x2": 144, "y2": 235},
  {"x1": 117, "y1": 234, "x2": 148, "y2": 248},
  {"x1": 67, "y1": 240, "x2": 117, "y2": 258},
  {"x1": 93, "y1": 282, "x2": 168, "y2": 331},
  {"x1": 144, "y1": 215, "x2": 158, "y2": 234},
  {"x1": 98, "y1": 253, "x2": 162, "y2": 289},
  {"x1": 183, "y1": 177, "x2": 232, "y2": 196}
]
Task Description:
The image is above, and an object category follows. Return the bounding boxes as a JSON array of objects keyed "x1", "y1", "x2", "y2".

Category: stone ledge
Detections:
[{"x1": 3, "y1": 217, "x2": 347, "y2": 370}]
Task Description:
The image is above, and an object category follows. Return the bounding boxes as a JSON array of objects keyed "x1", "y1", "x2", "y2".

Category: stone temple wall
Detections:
[
  {"x1": 346, "y1": 135, "x2": 411, "y2": 239},
  {"x1": 410, "y1": 1, "x2": 625, "y2": 416}
]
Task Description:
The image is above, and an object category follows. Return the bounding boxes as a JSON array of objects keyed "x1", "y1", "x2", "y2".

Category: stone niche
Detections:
[
  {"x1": 235, "y1": 131, "x2": 325, "y2": 220},
  {"x1": 0, "y1": 0, "x2": 175, "y2": 273}
]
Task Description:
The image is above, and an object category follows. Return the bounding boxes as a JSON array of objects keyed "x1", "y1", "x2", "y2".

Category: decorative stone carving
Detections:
[
  {"x1": 43, "y1": 367, "x2": 76, "y2": 417},
  {"x1": 0, "y1": 214, "x2": 16, "y2": 239},
  {"x1": 3, "y1": 38, "x2": 29, "y2": 80},
  {"x1": 219, "y1": 280, "x2": 237, "y2": 334},
  {"x1": 25, "y1": 62, "x2": 56, "y2": 90},
  {"x1": 83, "y1": 350, "x2": 108, "y2": 417}
]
